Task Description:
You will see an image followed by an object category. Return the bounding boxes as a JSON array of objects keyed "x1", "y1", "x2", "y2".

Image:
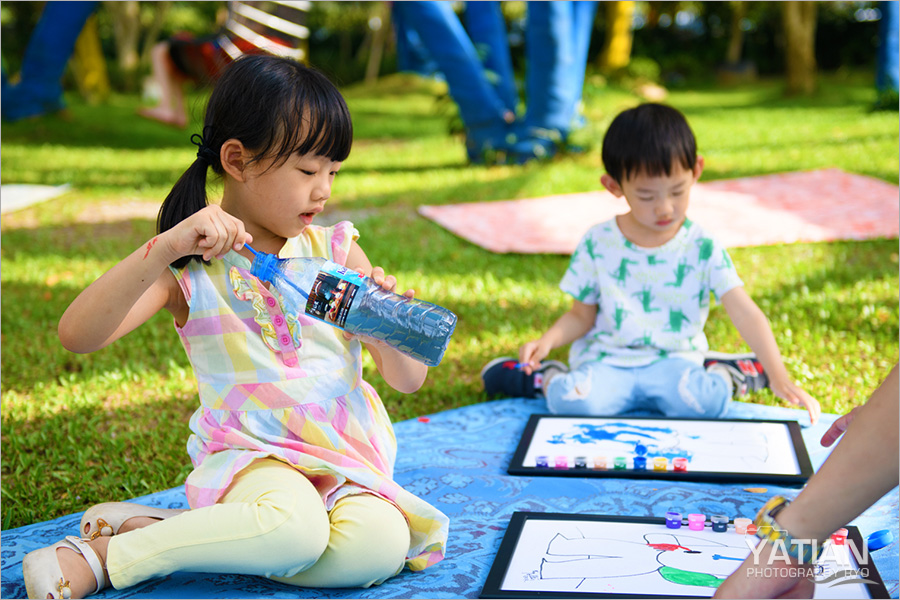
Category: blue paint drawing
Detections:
[{"x1": 532, "y1": 418, "x2": 791, "y2": 473}]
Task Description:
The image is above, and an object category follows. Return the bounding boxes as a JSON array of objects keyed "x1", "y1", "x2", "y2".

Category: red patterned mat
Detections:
[{"x1": 419, "y1": 169, "x2": 899, "y2": 253}]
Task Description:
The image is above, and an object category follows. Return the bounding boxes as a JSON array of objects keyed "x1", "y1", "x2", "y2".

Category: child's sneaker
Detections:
[
  {"x1": 703, "y1": 352, "x2": 769, "y2": 397},
  {"x1": 481, "y1": 357, "x2": 568, "y2": 398}
]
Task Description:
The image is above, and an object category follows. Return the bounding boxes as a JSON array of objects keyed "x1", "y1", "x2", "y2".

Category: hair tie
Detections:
[{"x1": 190, "y1": 133, "x2": 218, "y2": 165}]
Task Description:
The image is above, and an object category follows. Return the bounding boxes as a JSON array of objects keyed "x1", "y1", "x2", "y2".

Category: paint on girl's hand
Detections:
[{"x1": 143, "y1": 237, "x2": 159, "y2": 259}]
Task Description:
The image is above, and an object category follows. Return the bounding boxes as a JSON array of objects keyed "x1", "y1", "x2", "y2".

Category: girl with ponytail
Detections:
[{"x1": 26, "y1": 54, "x2": 447, "y2": 599}]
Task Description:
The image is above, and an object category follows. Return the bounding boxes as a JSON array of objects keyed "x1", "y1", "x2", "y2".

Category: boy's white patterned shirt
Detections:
[{"x1": 560, "y1": 217, "x2": 743, "y2": 369}]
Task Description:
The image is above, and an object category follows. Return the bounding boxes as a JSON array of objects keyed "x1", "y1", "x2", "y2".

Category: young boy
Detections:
[{"x1": 482, "y1": 103, "x2": 820, "y2": 424}]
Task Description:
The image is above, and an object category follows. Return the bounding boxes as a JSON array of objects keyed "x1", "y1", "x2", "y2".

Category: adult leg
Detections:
[
  {"x1": 2, "y1": 1, "x2": 98, "y2": 121},
  {"x1": 875, "y1": 1, "x2": 899, "y2": 106},
  {"x1": 513, "y1": 1, "x2": 597, "y2": 162},
  {"x1": 464, "y1": 1, "x2": 517, "y2": 114},
  {"x1": 545, "y1": 361, "x2": 640, "y2": 415},
  {"x1": 272, "y1": 494, "x2": 410, "y2": 588},
  {"x1": 392, "y1": 5, "x2": 439, "y2": 77},
  {"x1": 390, "y1": 1, "x2": 515, "y2": 163},
  {"x1": 567, "y1": 1, "x2": 599, "y2": 129},
  {"x1": 638, "y1": 358, "x2": 731, "y2": 418}
]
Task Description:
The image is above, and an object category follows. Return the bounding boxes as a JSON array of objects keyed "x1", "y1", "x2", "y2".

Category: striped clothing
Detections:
[{"x1": 169, "y1": 221, "x2": 447, "y2": 571}]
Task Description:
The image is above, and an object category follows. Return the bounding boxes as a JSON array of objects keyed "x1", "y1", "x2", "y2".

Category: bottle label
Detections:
[{"x1": 305, "y1": 263, "x2": 363, "y2": 328}]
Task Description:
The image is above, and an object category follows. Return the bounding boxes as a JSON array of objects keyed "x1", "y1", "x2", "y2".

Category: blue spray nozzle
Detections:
[{"x1": 245, "y1": 243, "x2": 310, "y2": 300}]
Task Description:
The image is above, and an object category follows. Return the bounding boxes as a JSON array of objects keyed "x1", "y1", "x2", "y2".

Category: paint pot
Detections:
[
  {"x1": 688, "y1": 513, "x2": 705, "y2": 531},
  {"x1": 535, "y1": 455, "x2": 549, "y2": 468},
  {"x1": 746, "y1": 523, "x2": 758, "y2": 535},
  {"x1": 633, "y1": 456, "x2": 647, "y2": 470},
  {"x1": 592, "y1": 456, "x2": 607, "y2": 470},
  {"x1": 673, "y1": 457, "x2": 688, "y2": 472},
  {"x1": 653, "y1": 457, "x2": 668, "y2": 471},
  {"x1": 554, "y1": 456, "x2": 568, "y2": 469},
  {"x1": 614, "y1": 456, "x2": 627, "y2": 470},
  {"x1": 711, "y1": 514, "x2": 728, "y2": 532},
  {"x1": 830, "y1": 528, "x2": 849, "y2": 546},
  {"x1": 734, "y1": 518, "x2": 752, "y2": 534},
  {"x1": 574, "y1": 456, "x2": 588, "y2": 469},
  {"x1": 665, "y1": 511, "x2": 682, "y2": 529},
  {"x1": 867, "y1": 529, "x2": 893, "y2": 551}
]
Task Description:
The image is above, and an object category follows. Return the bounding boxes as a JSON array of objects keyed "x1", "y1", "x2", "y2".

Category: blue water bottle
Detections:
[{"x1": 246, "y1": 245, "x2": 457, "y2": 367}]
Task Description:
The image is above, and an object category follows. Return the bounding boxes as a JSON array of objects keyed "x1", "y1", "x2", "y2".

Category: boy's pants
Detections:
[
  {"x1": 545, "y1": 358, "x2": 731, "y2": 417},
  {"x1": 107, "y1": 459, "x2": 410, "y2": 590}
]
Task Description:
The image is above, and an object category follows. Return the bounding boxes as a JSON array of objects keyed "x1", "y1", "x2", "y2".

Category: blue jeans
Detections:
[
  {"x1": 545, "y1": 358, "x2": 731, "y2": 418},
  {"x1": 1, "y1": 1, "x2": 98, "y2": 121},
  {"x1": 877, "y1": 1, "x2": 899, "y2": 93}
]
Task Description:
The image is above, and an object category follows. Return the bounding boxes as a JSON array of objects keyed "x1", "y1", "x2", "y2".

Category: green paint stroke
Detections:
[{"x1": 658, "y1": 566, "x2": 723, "y2": 588}]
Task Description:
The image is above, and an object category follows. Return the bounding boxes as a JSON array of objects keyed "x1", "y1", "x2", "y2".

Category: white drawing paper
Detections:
[{"x1": 499, "y1": 519, "x2": 874, "y2": 599}]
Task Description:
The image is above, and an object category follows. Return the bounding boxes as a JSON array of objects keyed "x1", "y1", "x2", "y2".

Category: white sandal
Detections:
[
  {"x1": 23, "y1": 535, "x2": 107, "y2": 599},
  {"x1": 80, "y1": 502, "x2": 187, "y2": 540}
]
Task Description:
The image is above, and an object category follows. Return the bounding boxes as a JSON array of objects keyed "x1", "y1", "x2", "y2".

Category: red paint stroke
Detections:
[
  {"x1": 143, "y1": 237, "x2": 158, "y2": 259},
  {"x1": 648, "y1": 543, "x2": 691, "y2": 552}
]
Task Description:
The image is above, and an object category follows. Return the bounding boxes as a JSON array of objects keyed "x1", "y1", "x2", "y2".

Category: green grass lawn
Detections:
[{"x1": 2, "y1": 71, "x2": 898, "y2": 530}]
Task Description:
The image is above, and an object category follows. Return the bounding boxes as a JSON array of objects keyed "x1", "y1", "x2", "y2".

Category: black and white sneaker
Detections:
[
  {"x1": 704, "y1": 352, "x2": 769, "y2": 397},
  {"x1": 481, "y1": 357, "x2": 569, "y2": 398}
]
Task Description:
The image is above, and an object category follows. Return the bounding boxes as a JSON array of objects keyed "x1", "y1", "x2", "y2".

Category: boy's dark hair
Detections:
[
  {"x1": 158, "y1": 54, "x2": 353, "y2": 268},
  {"x1": 601, "y1": 103, "x2": 696, "y2": 184}
]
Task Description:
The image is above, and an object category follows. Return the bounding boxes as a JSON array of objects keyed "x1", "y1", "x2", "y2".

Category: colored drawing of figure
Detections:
[
  {"x1": 540, "y1": 531, "x2": 746, "y2": 589},
  {"x1": 543, "y1": 420, "x2": 774, "y2": 468}
]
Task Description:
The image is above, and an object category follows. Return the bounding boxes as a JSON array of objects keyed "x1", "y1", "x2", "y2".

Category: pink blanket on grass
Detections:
[{"x1": 418, "y1": 169, "x2": 899, "y2": 254}]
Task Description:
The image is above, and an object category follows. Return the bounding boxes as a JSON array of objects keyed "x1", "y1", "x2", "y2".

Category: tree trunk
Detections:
[
  {"x1": 365, "y1": 2, "x2": 391, "y2": 84},
  {"x1": 726, "y1": 1, "x2": 746, "y2": 65},
  {"x1": 104, "y1": 0, "x2": 141, "y2": 90},
  {"x1": 782, "y1": 1, "x2": 817, "y2": 95},
  {"x1": 141, "y1": 1, "x2": 172, "y2": 68},
  {"x1": 598, "y1": 1, "x2": 635, "y2": 73}
]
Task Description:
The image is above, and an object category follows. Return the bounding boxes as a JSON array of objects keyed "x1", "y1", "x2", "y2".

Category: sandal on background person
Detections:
[
  {"x1": 80, "y1": 502, "x2": 187, "y2": 539},
  {"x1": 23, "y1": 535, "x2": 107, "y2": 599}
]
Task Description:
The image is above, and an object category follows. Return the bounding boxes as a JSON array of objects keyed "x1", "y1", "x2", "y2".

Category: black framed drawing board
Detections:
[
  {"x1": 481, "y1": 512, "x2": 889, "y2": 599},
  {"x1": 508, "y1": 414, "x2": 814, "y2": 485}
]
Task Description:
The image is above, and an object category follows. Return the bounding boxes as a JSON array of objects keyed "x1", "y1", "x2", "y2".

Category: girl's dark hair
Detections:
[
  {"x1": 601, "y1": 103, "x2": 696, "y2": 185},
  {"x1": 158, "y1": 54, "x2": 353, "y2": 268}
]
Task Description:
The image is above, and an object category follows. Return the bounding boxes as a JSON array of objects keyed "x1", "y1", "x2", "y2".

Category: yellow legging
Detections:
[{"x1": 106, "y1": 458, "x2": 410, "y2": 590}]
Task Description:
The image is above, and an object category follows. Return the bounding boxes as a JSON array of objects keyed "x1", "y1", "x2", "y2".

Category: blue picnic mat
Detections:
[{"x1": 2, "y1": 398, "x2": 897, "y2": 599}]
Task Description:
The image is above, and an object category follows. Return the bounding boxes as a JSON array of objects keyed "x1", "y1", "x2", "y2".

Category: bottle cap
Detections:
[
  {"x1": 867, "y1": 529, "x2": 894, "y2": 551},
  {"x1": 247, "y1": 245, "x2": 278, "y2": 283}
]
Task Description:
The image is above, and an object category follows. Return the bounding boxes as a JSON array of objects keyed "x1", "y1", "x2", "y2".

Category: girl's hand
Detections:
[
  {"x1": 164, "y1": 205, "x2": 252, "y2": 262},
  {"x1": 771, "y1": 378, "x2": 821, "y2": 425},
  {"x1": 342, "y1": 266, "x2": 415, "y2": 343},
  {"x1": 519, "y1": 339, "x2": 551, "y2": 375},
  {"x1": 820, "y1": 406, "x2": 861, "y2": 447}
]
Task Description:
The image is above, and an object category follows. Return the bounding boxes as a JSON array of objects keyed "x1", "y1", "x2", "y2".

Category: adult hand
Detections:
[{"x1": 820, "y1": 406, "x2": 862, "y2": 447}]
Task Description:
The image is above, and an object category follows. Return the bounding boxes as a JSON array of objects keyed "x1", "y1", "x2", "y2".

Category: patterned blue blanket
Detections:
[{"x1": 2, "y1": 398, "x2": 897, "y2": 598}]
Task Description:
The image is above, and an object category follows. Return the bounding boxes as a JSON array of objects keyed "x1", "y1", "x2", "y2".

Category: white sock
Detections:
[{"x1": 707, "y1": 364, "x2": 735, "y2": 393}]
